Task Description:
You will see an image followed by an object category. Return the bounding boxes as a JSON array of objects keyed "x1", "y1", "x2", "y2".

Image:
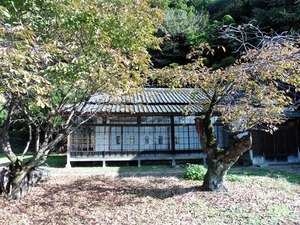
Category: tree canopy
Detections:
[
  {"x1": 153, "y1": 24, "x2": 300, "y2": 190},
  {"x1": 0, "y1": 0, "x2": 162, "y2": 199}
]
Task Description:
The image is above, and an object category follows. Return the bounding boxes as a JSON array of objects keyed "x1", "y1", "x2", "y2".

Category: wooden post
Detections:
[
  {"x1": 65, "y1": 134, "x2": 72, "y2": 168},
  {"x1": 171, "y1": 158, "x2": 176, "y2": 167}
]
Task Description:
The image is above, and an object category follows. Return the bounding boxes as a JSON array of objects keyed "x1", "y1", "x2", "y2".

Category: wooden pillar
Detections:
[
  {"x1": 65, "y1": 134, "x2": 72, "y2": 168},
  {"x1": 171, "y1": 158, "x2": 176, "y2": 167},
  {"x1": 171, "y1": 116, "x2": 175, "y2": 154}
]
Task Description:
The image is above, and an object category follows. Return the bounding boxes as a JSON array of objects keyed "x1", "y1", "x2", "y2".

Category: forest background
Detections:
[{"x1": 151, "y1": 0, "x2": 300, "y2": 69}]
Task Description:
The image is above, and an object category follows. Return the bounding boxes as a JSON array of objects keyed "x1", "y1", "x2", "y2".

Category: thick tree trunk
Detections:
[
  {"x1": 202, "y1": 160, "x2": 232, "y2": 191},
  {"x1": 201, "y1": 134, "x2": 252, "y2": 191},
  {"x1": 0, "y1": 162, "x2": 50, "y2": 199},
  {"x1": 195, "y1": 115, "x2": 252, "y2": 191}
]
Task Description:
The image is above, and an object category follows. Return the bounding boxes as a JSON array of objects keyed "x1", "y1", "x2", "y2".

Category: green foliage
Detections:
[
  {"x1": 0, "y1": 5, "x2": 10, "y2": 18},
  {"x1": 0, "y1": 107, "x2": 7, "y2": 127},
  {"x1": 222, "y1": 14, "x2": 235, "y2": 25},
  {"x1": 208, "y1": 0, "x2": 252, "y2": 24},
  {"x1": 183, "y1": 163, "x2": 207, "y2": 180},
  {"x1": 153, "y1": 0, "x2": 300, "y2": 68},
  {"x1": 183, "y1": 164, "x2": 242, "y2": 182},
  {"x1": 252, "y1": 0, "x2": 300, "y2": 32},
  {"x1": 211, "y1": 56, "x2": 236, "y2": 70},
  {"x1": 161, "y1": 8, "x2": 207, "y2": 38},
  {"x1": 226, "y1": 174, "x2": 241, "y2": 182},
  {"x1": 169, "y1": 62, "x2": 179, "y2": 68},
  {"x1": 151, "y1": 0, "x2": 213, "y2": 67},
  {"x1": 186, "y1": 30, "x2": 208, "y2": 45},
  {"x1": 209, "y1": 0, "x2": 300, "y2": 32},
  {"x1": 0, "y1": 0, "x2": 163, "y2": 166}
]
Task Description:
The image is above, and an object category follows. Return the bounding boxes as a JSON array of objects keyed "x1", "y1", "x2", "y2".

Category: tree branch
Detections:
[{"x1": 0, "y1": 98, "x2": 17, "y2": 163}]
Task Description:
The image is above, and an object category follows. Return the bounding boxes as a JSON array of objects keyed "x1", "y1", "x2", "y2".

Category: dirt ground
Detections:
[
  {"x1": 0, "y1": 163, "x2": 299, "y2": 225},
  {"x1": 0, "y1": 166, "x2": 299, "y2": 225}
]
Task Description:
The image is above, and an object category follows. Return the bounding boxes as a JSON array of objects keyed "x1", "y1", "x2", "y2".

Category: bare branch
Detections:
[
  {"x1": 20, "y1": 124, "x2": 32, "y2": 160},
  {"x1": 220, "y1": 22, "x2": 300, "y2": 56}
]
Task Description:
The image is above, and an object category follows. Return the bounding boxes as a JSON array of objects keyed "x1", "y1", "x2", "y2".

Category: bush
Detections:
[
  {"x1": 183, "y1": 163, "x2": 207, "y2": 181},
  {"x1": 226, "y1": 174, "x2": 241, "y2": 182}
]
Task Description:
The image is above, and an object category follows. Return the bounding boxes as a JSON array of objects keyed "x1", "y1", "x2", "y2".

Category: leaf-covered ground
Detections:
[{"x1": 0, "y1": 166, "x2": 299, "y2": 225}]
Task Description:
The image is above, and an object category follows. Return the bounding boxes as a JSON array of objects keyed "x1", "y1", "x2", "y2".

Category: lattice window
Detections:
[
  {"x1": 174, "y1": 125, "x2": 201, "y2": 150},
  {"x1": 214, "y1": 125, "x2": 229, "y2": 148},
  {"x1": 141, "y1": 116, "x2": 171, "y2": 124},
  {"x1": 144, "y1": 136, "x2": 150, "y2": 144},
  {"x1": 71, "y1": 126, "x2": 95, "y2": 151},
  {"x1": 139, "y1": 126, "x2": 170, "y2": 151},
  {"x1": 116, "y1": 136, "x2": 121, "y2": 145},
  {"x1": 107, "y1": 116, "x2": 137, "y2": 124},
  {"x1": 174, "y1": 116, "x2": 196, "y2": 124}
]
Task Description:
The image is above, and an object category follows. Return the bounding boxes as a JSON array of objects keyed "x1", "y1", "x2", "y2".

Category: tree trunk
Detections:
[
  {"x1": 195, "y1": 114, "x2": 252, "y2": 191},
  {"x1": 202, "y1": 160, "x2": 232, "y2": 191},
  {"x1": 0, "y1": 161, "x2": 50, "y2": 199},
  {"x1": 201, "y1": 133, "x2": 252, "y2": 191}
]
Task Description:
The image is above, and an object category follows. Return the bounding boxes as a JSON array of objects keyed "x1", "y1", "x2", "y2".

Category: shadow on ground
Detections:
[{"x1": 38, "y1": 176, "x2": 199, "y2": 204}]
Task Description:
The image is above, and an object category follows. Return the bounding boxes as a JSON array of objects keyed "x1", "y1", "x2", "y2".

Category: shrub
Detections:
[
  {"x1": 183, "y1": 163, "x2": 207, "y2": 181},
  {"x1": 226, "y1": 174, "x2": 241, "y2": 182}
]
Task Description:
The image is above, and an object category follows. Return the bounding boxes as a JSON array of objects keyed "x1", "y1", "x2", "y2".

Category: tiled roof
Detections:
[{"x1": 81, "y1": 88, "x2": 207, "y2": 115}]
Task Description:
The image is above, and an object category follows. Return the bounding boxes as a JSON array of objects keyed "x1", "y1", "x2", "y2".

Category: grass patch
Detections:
[
  {"x1": 229, "y1": 168, "x2": 300, "y2": 184},
  {"x1": 0, "y1": 152, "x2": 67, "y2": 168},
  {"x1": 267, "y1": 204, "x2": 291, "y2": 219},
  {"x1": 226, "y1": 174, "x2": 242, "y2": 182},
  {"x1": 44, "y1": 154, "x2": 67, "y2": 167},
  {"x1": 182, "y1": 163, "x2": 300, "y2": 184}
]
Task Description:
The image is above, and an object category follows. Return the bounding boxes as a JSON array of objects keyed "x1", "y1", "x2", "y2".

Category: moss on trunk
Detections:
[{"x1": 0, "y1": 162, "x2": 50, "y2": 200}]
